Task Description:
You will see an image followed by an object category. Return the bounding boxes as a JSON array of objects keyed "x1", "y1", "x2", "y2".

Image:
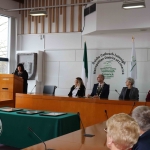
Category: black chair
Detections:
[{"x1": 43, "y1": 85, "x2": 57, "y2": 95}]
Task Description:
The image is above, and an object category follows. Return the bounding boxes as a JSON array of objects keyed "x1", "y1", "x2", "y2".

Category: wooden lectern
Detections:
[{"x1": 0, "y1": 74, "x2": 23, "y2": 101}]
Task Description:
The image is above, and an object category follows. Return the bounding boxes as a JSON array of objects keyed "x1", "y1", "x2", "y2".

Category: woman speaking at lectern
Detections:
[{"x1": 14, "y1": 63, "x2": 28, "y2": 93}]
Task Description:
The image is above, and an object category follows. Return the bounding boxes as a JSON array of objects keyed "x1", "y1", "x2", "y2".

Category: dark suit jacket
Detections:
[
  {"x1": 90, "y1": 83, "x2": 110, "y2": 99},
  {"x1": 132, "y1": 130, "x2": 150, "y2": 150},
  {"x1": 119, "y1": 87, "x2": 139, "y2": 101},
  {"x1": 68, "y1": 85, "x2": 85, "y2": 97}
]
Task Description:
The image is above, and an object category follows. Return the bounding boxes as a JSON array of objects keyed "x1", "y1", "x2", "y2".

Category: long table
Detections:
[
  {"x1": 0, "y1": 110, "x2": 80, "y2": 149},
  {"x1": 15, "y1": 93, "x2": 148, "y2": 127},
  {"x1": 23, "y1": 121, "x2": 109, "y2": 150}
]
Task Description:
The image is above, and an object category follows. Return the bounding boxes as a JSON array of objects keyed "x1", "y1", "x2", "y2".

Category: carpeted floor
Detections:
[{"x1": 0, "y1": 144, "x2": 20, "y2": 150}]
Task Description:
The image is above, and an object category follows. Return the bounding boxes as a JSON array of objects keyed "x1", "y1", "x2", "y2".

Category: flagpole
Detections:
[{"x1": 132, "y1": 36, "x2": 135, "y2": 42}]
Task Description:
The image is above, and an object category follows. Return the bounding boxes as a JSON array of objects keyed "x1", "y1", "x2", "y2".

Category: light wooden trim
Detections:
[
  {"x1": 38, "y1": 0, "x2": 40, "y2": 23},
  {"x1": 55, "y1": 0, "x2": 59, "y2": 33},
  {"x1": 21, "y1": 3, "x2": 24, "y2": 34},
  {"x1": 46, "y1": 0, "x2": 49, "y2": 17},
  {"x1": 48, "y1": 0, "x2": 52, "y2": 33},
  {"x1": 41, "y1": 0, "x2": 45, "y2": 33},
  {"x1": 52, "y1": 0, "x2": 55, "y2": 23},
  {"x1": 28, "y1": 0, "x2": 31, "y2": 34},
  {"x1": 19, "y1": 3, "x2": 21, "y2": 14},
  {"x1": 70, "y1": 0, "x2": 74, "y2": 32},
  {"x1": 78, "y1": 0, "x2": 82, "y2": 32},
  {"x1": 32, "y1": 0, "x2": 34, "y2": 22},
  {"x1": 63, "y1": 0, "x2": 66, "y2": 32},
  {"x1": 34, "y1": 0, "x2": 38, "y2": 34},
  {"x1": 60, "y1": 0, "x2": 62, "y2": 15},
  {"x1": 25, "y1": 0, "x2": 27, "y2": 17}
]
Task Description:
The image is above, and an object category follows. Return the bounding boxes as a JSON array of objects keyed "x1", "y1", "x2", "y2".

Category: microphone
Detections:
[
  {"x1": 28, "y1": 127, "x2": 54, "y2": 150},
  {"x1": 30, "y1": 85, "x2": 36, "y2": 94},
  {"x1": 115, "y1": 89, "x2": 120, "y2": 95},
  {"x1": 77, "y1": 112, "x2": 95, "y2": 137},
  {"x1": 129, "y1": 102, "x2": 136, "y2": 115},
  {"x1": 104, "y1": 110, "x2": 108, "y2": 119}
]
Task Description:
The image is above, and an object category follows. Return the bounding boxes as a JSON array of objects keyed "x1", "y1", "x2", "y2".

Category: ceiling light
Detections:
[
  {"x1": 30, "y1": 10, "x2": 47, "y2": 16},
  {"x1": 122, "y1": 1, "x2": 146, "y2": 9}
]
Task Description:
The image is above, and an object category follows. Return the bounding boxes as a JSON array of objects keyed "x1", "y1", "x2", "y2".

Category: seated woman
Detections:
[
  {"x1": 106, "y1": 113, "x2": 140, "y2": 150},
  {"x1": 132, "y1": 106, "x2": 150, "y2": 150},
  {"x1": 68, "y1": 77, "x2": 85, "y2": 97},
  {"x1": 14, "y1": 63, "x2": 28, "y2": 93},
  {"x1": 119, "y1": 77, "x2": 139, "y2": 101}
]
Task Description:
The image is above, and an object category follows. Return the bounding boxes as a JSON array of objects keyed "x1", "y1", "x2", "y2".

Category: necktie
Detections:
[{"x1": 97, "y1": 85, "x2": 102, "y2": 95}]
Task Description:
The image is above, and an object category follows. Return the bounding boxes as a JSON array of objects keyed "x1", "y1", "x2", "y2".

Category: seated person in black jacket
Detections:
[
  {"x1": 119, "y1": 77, "x2": 139, "y2": 101},
  {"x1": 87, "y1": 74, "x2": 109, "y2": 99},
  {"x1": 68, "y1": 77, "x2": 85, "y2": 97},
  {"x1": 14, "y1": 63, "x2": 28, "y2": 93},
  {"x1": 132, "y1": 106, "x2": 150, "y2": 150}
]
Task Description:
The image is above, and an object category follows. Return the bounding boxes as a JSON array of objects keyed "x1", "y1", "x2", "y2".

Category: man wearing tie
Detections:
[{"x1": 88, "y1": 74, "x2": 110, "y2": 99}]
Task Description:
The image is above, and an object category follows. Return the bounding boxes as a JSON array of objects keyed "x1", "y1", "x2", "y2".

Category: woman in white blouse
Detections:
[{"x1": 68, "y1": 77, "x2": 85, "y2": 97}]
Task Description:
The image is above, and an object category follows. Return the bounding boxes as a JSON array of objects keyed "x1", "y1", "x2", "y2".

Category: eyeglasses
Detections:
[{"x1": 104, "y1": 127, "x2": 107, "y2": 133}]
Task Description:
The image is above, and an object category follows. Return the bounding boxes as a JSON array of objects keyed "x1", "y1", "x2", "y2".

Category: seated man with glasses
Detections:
[
  {"x1": 105, "y1": 113, "x2": 140, "y2": 150},
  {"x1": 87, "y1": 74, "x2": 110, "y2": 99}
]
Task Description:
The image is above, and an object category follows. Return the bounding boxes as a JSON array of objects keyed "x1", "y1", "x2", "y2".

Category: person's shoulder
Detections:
[
  {"x1": 104, "y1": 83, "x2": 109, "y2": 87},
  {"x1": 94, "y1": 83, "x2": 98, "y2": 86},
  {"x1": 132, "y1": 87, "x2": 138, "y2": 91},
  {"x1": 80, "y1": 84, "x2": 85, "y2": 89},
  {"x1": 24, "y1": 70, "x2": 28, "y2": 73}
]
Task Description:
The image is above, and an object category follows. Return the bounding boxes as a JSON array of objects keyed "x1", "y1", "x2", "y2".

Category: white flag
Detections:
[{"x1": 130, "y1": 38, "x2": 137, "y2": 82}]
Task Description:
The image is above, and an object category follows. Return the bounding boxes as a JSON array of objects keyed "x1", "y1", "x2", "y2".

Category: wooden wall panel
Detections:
[
  {"x1": 60, "y1": 0, "x2": 62, "y2": 15},
  {"x1": 63, "y1": 0, "x2": 66, "y2": 32},
  {"x1": 78, "y1": 0, "x2": 82, "y2": 32},
  {"x1": 15, "y1": 94, "x2": 146, "y2": 127},
  {"x1": 55, "y1": 0, "x2": 59, "y2": 33},
  {"x1": 32, "y1": 0, "x2": 34, "y2": 22},
  {"x1": 41, "y1": 0, "x2": 45, "y2": 33},
  {"x1": 21, "y1": 3, "x2": 24, "y2": 34},
  {"x1": 52, "y1": 0, "x2": 55, "y2": 23},
  {"x1": 19, "y1": 0, "x2": 90, "y2": 34},
  {"x1": 34, "y1": 0, "x2": 38, "y2": 34},
  {"x1": 48, "y1": 0, "x2": 52, "y2": 33},
  {"x1": 28, "y1": 0, "x2": 31, "y2": 34},
  {"x1": 70, "y1": 0, "x2": 74, "y2": 32}
]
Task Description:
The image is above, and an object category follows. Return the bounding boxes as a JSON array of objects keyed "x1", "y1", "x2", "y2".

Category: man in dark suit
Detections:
[
  {"x1": 88, "y1": 74, "x2": 109, "y2": 99},
  {"x1": 132, "y1": 106, "x2": 150, "y2": 150}
]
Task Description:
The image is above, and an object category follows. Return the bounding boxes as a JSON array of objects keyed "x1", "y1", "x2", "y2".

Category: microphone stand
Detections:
[
  {"x1": 28, "y1": 127, "x2": 54, "y2": 150},
  {"x1": 104, "y1": 110, "x2": 108, "y2": 119},
  {"x1": 30, "y1": 85, "x2": 36, "y2": 94},
  {"x1": 77, "y1": 112, "x2": 95, "y2": 137}
]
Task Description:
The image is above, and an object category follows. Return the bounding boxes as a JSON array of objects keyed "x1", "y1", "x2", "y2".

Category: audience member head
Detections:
[
  {"x1": 17, "y1": 63, "x2": 25, "y2": 72},
  {"x1": 97, "y1": 74, "x2": 105, "y2": 83},
  {"x1": 75, "y1": 77, "x2": 84, "y2": 87},
  {"x1": 132, "y1": 106, "x2": 150, "y2": 134},
  {"x1": 126, "y1": 77, "x2": 134, "y2": 88},
  {"x1": 106, "y1": 113, "x2": 140, "y2": 150}
]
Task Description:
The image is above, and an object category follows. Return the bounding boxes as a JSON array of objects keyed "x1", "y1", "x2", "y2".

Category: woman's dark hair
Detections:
[
  {"x1": 17, "y1": 63, "x2": 25, "y2": 71},
  {"x1": 76, "y1": 77, "x2": 85, "y2": 87}
]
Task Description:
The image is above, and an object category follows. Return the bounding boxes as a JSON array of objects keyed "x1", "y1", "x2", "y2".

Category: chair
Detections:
[{"x1": 43, "y1": 85, "x2": 57, "y2": 95}]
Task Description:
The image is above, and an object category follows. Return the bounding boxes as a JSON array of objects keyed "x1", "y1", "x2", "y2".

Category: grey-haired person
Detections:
[
  {"x1": 119, "y1": 77, "x2": 139, "y2": 101},
  {"x1": 132, "y1": 106, "x2": 150, "y2": 150}
]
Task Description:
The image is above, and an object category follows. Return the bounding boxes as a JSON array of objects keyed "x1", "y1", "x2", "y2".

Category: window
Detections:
[{"x1": 0, "y1": 15, "x2": 8, "y2": 73}]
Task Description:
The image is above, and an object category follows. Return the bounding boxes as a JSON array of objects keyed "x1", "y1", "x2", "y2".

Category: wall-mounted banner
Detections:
[{"x1": 92, "y1": 53, "x2": 126, "y2": 79}]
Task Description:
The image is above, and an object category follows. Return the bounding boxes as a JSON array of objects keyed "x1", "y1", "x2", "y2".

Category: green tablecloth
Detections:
[{"x1": 0, "y1": 111, "x2": 80, "y2": 149}]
